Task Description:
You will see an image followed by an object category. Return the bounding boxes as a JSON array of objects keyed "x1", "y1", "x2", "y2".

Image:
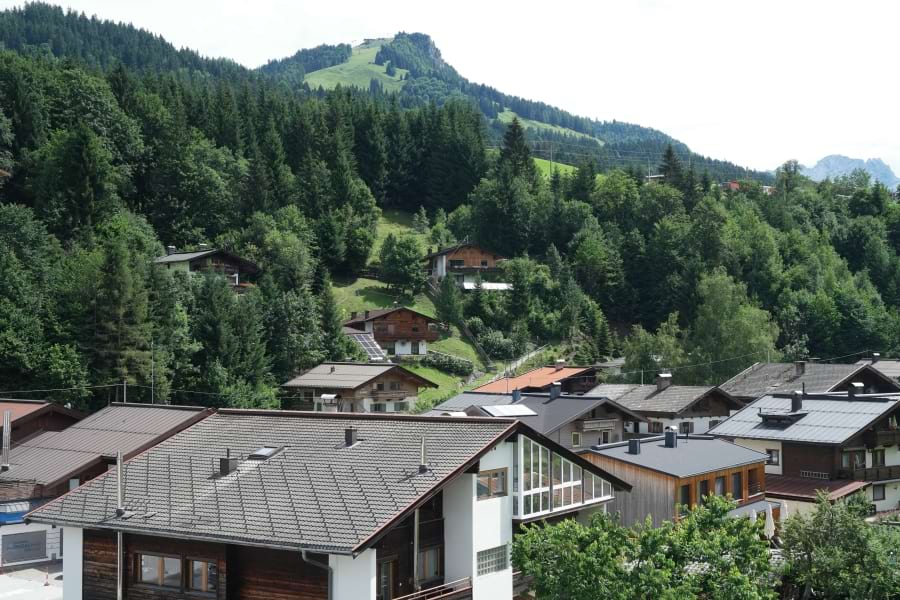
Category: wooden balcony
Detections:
[
  {"x1": 837, "y1": 465, "x2": 900, "y2": 481},
  {"x1": 394, "y1": 577, "x2": 472, "y2": 600},
  {"x1": 868, "y1": 429, "x2": 900, "y2": 447}
]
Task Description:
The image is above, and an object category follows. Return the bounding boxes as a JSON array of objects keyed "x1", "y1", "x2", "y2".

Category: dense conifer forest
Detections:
[{"x1": 1, "y1": 4, "x2": 899, "y2": 412}]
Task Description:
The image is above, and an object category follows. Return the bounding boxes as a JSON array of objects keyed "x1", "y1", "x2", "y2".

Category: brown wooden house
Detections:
[
  {"x1": 153, "y1": 246, "x2": 259, "y2": 289},
  {"x1": 281, "y1": 362, "x2": 438, "y2": 413},
  {"x1": 424, "y1": 243, "x2": 510, "y2": 290},
  {"x1": 584, "y1": 431, "x2": 774, "y2": 526},
  {"x1": 344, "y1": 308, "x2": 441, "y2": 356},
  {"x1": 0, "y1": 399, "x2": 83, "y2": 443}
]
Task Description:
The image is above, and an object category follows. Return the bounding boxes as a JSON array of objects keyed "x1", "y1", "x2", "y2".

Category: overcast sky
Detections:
[{"x1": 4, "y1": 0, "x2": 899, "y2": 172}]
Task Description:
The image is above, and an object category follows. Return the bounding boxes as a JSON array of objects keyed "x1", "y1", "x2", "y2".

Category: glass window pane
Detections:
[
  {"x1": 162, "y1": 557, "x2": 181, "y2": 588},
  {"x1": 553, "y1": 488, "x2": 562, "y2": 508},
  {"x1": 477, "y1": 474, "x2": 490, "y2": 498},
  {"x1": 140, "y1": 555, "x2": 160, "y2": 584},
  {"x1": 542, "y1": 491, "x2": 550, "y2": 511},
  {"x1": 541, "y1": 448, "x2": 550, "y2": 487},
  {"x1": 523, "y1": 440, "x2": 532, "y2": 491},
  {"x1": 552, "y1": 454, "x2": 562, "y2": 485},
  {"x1": 573, "y1": 483, "x2": 582, "y2": 504}
]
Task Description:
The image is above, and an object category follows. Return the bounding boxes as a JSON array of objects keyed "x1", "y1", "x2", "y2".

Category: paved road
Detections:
[{"x1": 0, "y1": 564, "x2": 63, "y2": 600}]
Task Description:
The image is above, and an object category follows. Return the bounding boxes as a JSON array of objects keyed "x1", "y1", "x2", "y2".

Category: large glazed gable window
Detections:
[{"x1": 520, "y1": 436, "x2": 611, "y2": 518}]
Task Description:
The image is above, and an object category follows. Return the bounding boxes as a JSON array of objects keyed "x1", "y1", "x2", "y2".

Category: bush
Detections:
[{"x1": 422, "y1": 351, "x2": 473, "y2": 376}]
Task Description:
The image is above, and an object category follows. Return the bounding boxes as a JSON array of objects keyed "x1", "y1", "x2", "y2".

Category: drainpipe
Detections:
[
  {"x1": 413, "y1": 507, "x2": 420, "y2": 591},
  {"x1": 116, "y1": 451, "x2": 124, "y2": 600},
  {"x1": 301, "y1": 550, "x2": 334, "y2": 600}
]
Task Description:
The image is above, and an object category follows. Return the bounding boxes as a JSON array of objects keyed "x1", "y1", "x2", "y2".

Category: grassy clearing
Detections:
[
  {"x1": 408, "y1": 364, "x2": 464, "y2": 410},
  {"x1": 304, "y1": 42, "x2": 408, "y2": 93},
  {"x1": 497, "y1": 109, "x2": 603, "y2": 145},
  {"x1": 534, "y1": 157, "x2": 576, "y2": 178},
  {"x1": 431, "y1": 326, "x2": 484, "y2": 370},
  {"x1": 331, "y1": 277, "x2": 436, "y2": 319},
  {"x1": 371, "y1": 208, "x2": 431, "y2": 264}
]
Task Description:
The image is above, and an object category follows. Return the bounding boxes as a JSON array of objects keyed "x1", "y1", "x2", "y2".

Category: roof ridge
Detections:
[{"x1": 213, "y1": 408, "x2": 518, "y2": 424}]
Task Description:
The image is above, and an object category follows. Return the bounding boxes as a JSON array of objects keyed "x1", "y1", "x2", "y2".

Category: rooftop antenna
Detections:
[
  {"x1": 1, "y1": 410, "x2": 10, "y2": 471},
  {"x1": 418, "y1": 436, "x2": 428, "y2": 473}
]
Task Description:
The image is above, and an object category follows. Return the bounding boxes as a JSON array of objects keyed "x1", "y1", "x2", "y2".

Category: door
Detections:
[{"x1": 377, "y1": 558, "x2": 398, "y2": 600}]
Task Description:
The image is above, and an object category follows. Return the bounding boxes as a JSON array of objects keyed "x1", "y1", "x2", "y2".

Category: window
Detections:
[
  {"x1": 598, "y1": 430, "x2": 611, "y2": 444},
  {"x1": 138, "y1": 554, "x2": 181, "y2": 588},
  {"x1": 731, "y1": 472, "x2": 743, "y2": 500},
  {"x1": 480, "y1": 260, "x2": 489, "y2": 267},
  {"x1": 412, "y1": 326, "x2": 420, "y2": 332},
  {"x1": 679, "y1": 422, "x2": 694, "y2": 435},
  {"x1": 393, "y1": 401, "x2": 409, "y2": 413},
  {"x1": 714, "y1": 476, "x2": 726, "y2": 496},
  {"x1": 766, "y1": 449, "x2": 780, "y2": 466},
  {"x1": 411, "y1": 342, "x2": 420, "y2": 354},
  {"x1": 872, "y1": 449, "x2": 886, "y2": 467},
  {"x1": 477, "y1": 468, "x2": 508, "y2": 500},
  {"x1": 649, "y1": 422, "x2": 664, "y2": 434},
  {"x1": 571, "y1": 432, "x2": 582, "y2": 448},
  {"x1": 477, "y1": 545, "x2": 508, "y2": 576},
  {"x1": 842, "y1": 450, "x2": 866, "y2": 469},
  {"x1": 709, "y1": 420, "x2": 721, "y2": 430},
  {"x1": 873, "y1": 484, "x2": 886, "y2": 501},
  {"x1": 697, "y1": 480, "x2": 709, "y2": 504},
  {"x1": 449, "y1": 259, "x2": 465, "y2": 268},
  {"x1": 376, "y1": 383, "x2": 385, "y2": 392},
  {"x1": 389, "y1": 381, "x2": 401, "y2": 391},
  {"x1": 417, "y1": 547, "x2": 442, "y2": 582},
  {"x1": 371, "y1": 403, "x2": 386, "y2": 413},
  {"x1": 188, "y1": 560, "x2": 217, "y2": 593},
  {"x1": 679, "y1": 484, "x2": 691, "y2": 508}
]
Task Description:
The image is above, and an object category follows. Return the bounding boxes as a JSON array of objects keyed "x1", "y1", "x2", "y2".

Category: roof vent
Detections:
[
  {"x1": 848, "y1": 381, "x2": 864, "y2": 399},
  {"x1": 345, "y1": 427, "x2": 358, "y2": 448},
  {"x1": 166, "y1": 245, "x2": 177, "y2": 255},
  {"x1": 219, "y1": 448, "x2": 238, "y2": 476},
  {"x1": 627, "y1": 439, "x2": 641, "y2": 454},
  {"x1": 1, "y1": 410, "x2": 10, "y2": 472},
  {"x1": 795, "y1": 361, "x2": 806, "y2": 377},
  {"x1": 350, "y1": 311, "x2": 358, "y2": 319},
  {"x1": 872, "y1": 352, "x2": 881, "y2": 364},
  {"x1": 664, "y1": 427, "x2": 678, "y2": 448},
  {"x1": 419, "y1": 436, "x2": 429, "y2": 473},
  {"x1": 364, "y1": 310, "x2": 370, "y2": 319},
  {"x1": 549, "y1": 382, "x2": 562, "y2": 400},
  {"x1": 198, "y1": 242, "x2": 209, "y2": 251},
  {"x1": 330, "y1": 365, "x2": 336, "y2": 373},
  {"x1": 656, "y1": 372, "x2": 672, "y2": 392},
  {"x1": 248, "y1": 446, "x2": 279, "y2": 460},
  {"x1": 511, "y1": 388, "x2": 521, "y2": 403},
  {"x1": 791, "y1": 391, "x2": 802, "y2": 413},
  {"x1": 555, "y1": 359, "x2": 566, "y2": 371}
]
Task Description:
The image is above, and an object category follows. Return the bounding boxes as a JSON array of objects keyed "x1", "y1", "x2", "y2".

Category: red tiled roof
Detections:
[
  {"x1": 765, "y1": 475, "x2": 870, "y2": 501},
  {"x1": 474, "y1": 366, "x2": 595, "y2": 393}
]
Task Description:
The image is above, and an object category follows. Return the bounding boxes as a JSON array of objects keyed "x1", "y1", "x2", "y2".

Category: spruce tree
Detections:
[
  {"x1": 498, "y1": 117, "x2": 537, "y2": 183},
  {"x1": 659, "y1": 143, "x2": 683, "y2": 189}
]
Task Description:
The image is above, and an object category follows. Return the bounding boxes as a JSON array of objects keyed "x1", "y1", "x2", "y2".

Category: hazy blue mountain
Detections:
[{"x1": 802, "y1": 155, "x2": 899, "y2": 187}]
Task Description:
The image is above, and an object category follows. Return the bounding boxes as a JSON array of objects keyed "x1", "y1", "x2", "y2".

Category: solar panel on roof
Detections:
[
  {"x1": 482, "y1": 405, "x2": 537, "y2": 417},
  {"x1": 349, "y1": 334, "x2": 388, "y2": 361}
]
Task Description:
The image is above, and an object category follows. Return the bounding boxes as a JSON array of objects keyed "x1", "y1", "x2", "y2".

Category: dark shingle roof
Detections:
[
  {"x1": 0, "y1": 403, "x2": 208, "y2": 487},
  {"x1": 708, "y1": 392, "x2": 900, "y2": 444},
  {"x1": 719, "y1": 362, "x2": 889, "y2": 399},
  {"x1": 857, "y1": 359, "x2": 900, "y2": 380},
  {"x1": 589, "y1": 435, "x2": 768, "y2": 478},
  {"x1": 587, "y1": 384, "x2": 739, "y2": 416},
  {"x1": 29, "y1": 412, "x2": 592, "y2": 554}
]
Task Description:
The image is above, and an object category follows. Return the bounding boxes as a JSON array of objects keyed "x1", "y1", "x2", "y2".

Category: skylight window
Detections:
[{"x1": 248, "y1": 446, "x2": 279, "y2": 460}]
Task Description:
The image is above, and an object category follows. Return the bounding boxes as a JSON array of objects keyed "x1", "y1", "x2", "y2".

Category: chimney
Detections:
[
  {"x1": 219, "y1": 448, "x2": 238, "y2": 476},
  {"x1": 549, "y1": 382, "x2": 562, "y2": 400},
  {"x1": 795, "y1": 361, "x2": 806, "y2": 377},
  {"x1": 345, "y1": 427, "x2": 358, "y2": 447},
  {"x1": 198, "y1": 242, "x2": 209, "y2": 251},
  {"x1": 1, "y1": 410, "x2": 10, "y2": 471},
  {"x1": 364, "y1": 310, "x2": 370, "y2": 319},
  {"x1": 350, "y1": 311, "x2": 358, "y2": 319},
  {"x1": 872, "y1": 352, "x2": 881, "y2": 364},
  {"x1": 419, "y1": 436, "x2": 428, "y2": 473},
  {"x1": 791, "y1": 391, "x2": 802, "y2": 413},
  {"x1": 664, "y1": 427, "x2": 678, "y2": 448},
  {"x1": 627, "y1": 439, "x2": 641, "y2": 454},
  {"x1": 166, "y1": 245, "x2": 177, "y2": 255},
  {"x1": 555, "y1": 359, "x2": 566, "y2": 371},
  {"x1": 656, "y1": 372, "x2": 672, "y2": 392},
  {"x1": 115, "y1": 451, "x2": 125, "y2": 516},
  {"x1": 511, "y1": 388, "x2": 521, "y2": 403},
  {"x1": 848, "y1": 382, "x2": 864, "y2": 399},
  {"x1": 330, "y1": 365, "x2": 336, "y2": 373}
]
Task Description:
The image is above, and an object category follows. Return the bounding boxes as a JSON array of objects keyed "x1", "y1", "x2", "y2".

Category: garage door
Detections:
[{"x1": 2, "y1": 531, "x2": 47, "y2": 564}]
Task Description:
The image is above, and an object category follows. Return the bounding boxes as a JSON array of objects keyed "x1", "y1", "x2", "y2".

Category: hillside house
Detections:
[
  {"x1": 590, "y1": 374, "x2": 744, "y2": 435},
  {"x1": 427, "y1": 388, "x2": 646, "y2": 450},
  {"x1": 153, "y1": 246, "x2": 259, "y2": 289},
  {"x1": 27, "y1": 410, "x2": 630, "y2": 600},
  {"x1": 342, "y1": 327, "x2": 389, "y2": 362},
  {"x1": 0, "y1": 403, "x2": 209, "y2": 568},
  {"x1": 710, "y1": 389, "x2": 900, "y2": 513},
  {"x1": 585, "y1": 432, "x2": 773, "y2": 527},
  {"x1": 424, "y1": 242, "x2": 510, "y2": 290},
  {"x1": 0, "y1": 399, "x2": 82, "y2": 443},
  {"x1": 719, "y1": 360, "x2": 900, "y2": 404},
  {"x1": 474, "y1": 363, "x2": 597, "y2": 395},
  {"x1": 281, "y1": 362, "x2": 438, "y2": 413},
  {"x1": 344, "y1": 308, "x2": 440, "y2": 356}
]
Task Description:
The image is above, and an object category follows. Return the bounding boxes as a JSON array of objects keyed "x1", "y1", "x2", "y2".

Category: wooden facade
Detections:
[
  {"x1": 7, "y1": 407, "x2": 82, "y2": 443},
  {"x1": 583, "y1": 453, "x2": 768, "y2": 527},
  {"x1": 346, "y1": 309, "x2": 440, "y2": 344},
  {"x1": 443, "y1": 246, "x2": 503, "y2": 270}
]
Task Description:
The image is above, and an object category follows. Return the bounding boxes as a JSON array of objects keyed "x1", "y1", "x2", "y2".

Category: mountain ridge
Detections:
[{"x1": 801, "y1": 154, "x2": 899, "y2": 187}]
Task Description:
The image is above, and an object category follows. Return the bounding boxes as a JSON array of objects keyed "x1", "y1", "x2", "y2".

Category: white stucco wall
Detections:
[
  {"x1": 442, "y1": 473, "x2": 475, "y2": 583},
  {"x1": 733, "y1": 438, "x2": 783, "y2": 475},
  {"x1": 471, "y1": 443, "x2": 513, "y2": 600},
  {"x1": 870, "y1": 480, "x2": 900, "y2": 512},
  {"x1": 628, "y1": 416, "x2": 724, "y2": 435},
  {"x1": 330, "y1": 549, "x2": 376, "y2": 600},
  {"x1": 392, "y1": 340, "x2": 427, "y2": 355},
  {"x1": 62, "y1": 527, "x2": 82, "y2": 600}
]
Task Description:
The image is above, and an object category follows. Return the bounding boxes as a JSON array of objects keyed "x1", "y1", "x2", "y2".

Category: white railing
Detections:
[{"x1": 393, "y1": 577, "x2": 473, "y2": 600}]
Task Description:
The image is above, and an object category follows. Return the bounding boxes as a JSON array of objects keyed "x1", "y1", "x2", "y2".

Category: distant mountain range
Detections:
[{"x1": 801, "y1": 155, "x2": 899, "y2": 187}]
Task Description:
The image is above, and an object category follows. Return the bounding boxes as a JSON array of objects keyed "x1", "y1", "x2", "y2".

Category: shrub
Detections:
[{"x1": 422, "y1": 351, "x2": 473, "y2": 376}]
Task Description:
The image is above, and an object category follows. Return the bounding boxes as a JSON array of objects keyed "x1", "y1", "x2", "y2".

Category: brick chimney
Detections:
[
  {"x1": 656, "y1": 373, "x2": 672, "y2": 392},
  {"x1": 794, "y1": 361, "x2": 806, "y2": 377}
]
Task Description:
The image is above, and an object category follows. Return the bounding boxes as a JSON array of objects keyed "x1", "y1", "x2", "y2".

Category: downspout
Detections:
[
  {"x1": 115, "y1": 451, "x2": 124, "y2": 600},
  {"x1": 301, "y1": 550, "x2": 334, "y2": 600},
  {"x1": 412, "y1": 507, "x2": 420, "y2": 592}
]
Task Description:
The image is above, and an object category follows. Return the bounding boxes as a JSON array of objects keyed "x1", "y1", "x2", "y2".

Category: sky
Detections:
[{"x1": 3, "y1": 0, "x2": 899, "y2": 172}]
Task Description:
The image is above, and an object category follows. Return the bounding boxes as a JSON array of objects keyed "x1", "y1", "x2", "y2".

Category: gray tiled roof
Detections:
[
  {"x1": 857, "y1": 359, "x2": 900, "y2": 380},
  {"x1": 719, "y1": 362, "x2": 868, "y2": 399},
  {"x1": 282, "y1": 363, "x2": 420, "y2": 389},
  {"x1": 587, "y1": 384, "x2": 737, "y2": 416},
  {"x1": 589, "y1": 435, "x2": 768, "y2": 478},
  {"x1": 426, "y1": 392, "x2": 646, "y2": 434},
  {"x1": 0, "y1": 404, "x2": 207, "y2": 487},
  {"x1": 28, "y1": 412, "x2": 517, "y2": 554},
  {"x1": 708, "y1": 393, "x2": 900, "y2": 444},
  {"x1": 153, "y1": 249, "x2": 218, "y2": 264}
]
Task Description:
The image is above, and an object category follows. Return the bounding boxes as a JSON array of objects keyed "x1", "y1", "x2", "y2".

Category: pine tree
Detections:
[
  {"x1": 413, "y1": 205, "x2": 429, "y2": 232},
  {"x1": 435, "y1": 273, "x2": 463, "y2": 326},
  {"x1": 498, "y1": 117, "x2": 537, "y2": 183},
  {"x1": 659, "y1": 143, "x2": 683, "y2": 189}
]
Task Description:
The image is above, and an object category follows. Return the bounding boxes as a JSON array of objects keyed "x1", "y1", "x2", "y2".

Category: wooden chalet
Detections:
[
  {"x1": 344, "y1": 308, "x2": 441, "y2": 356},
  {"x1": 0, "y1": 399, "x2": 82, "y2": 443},
  {"x1": 424, "y1": 242, "x2": 510, "y2": 290},
  {"x1": 153, "y1": 246, "x2": 259, "y2": 289}
]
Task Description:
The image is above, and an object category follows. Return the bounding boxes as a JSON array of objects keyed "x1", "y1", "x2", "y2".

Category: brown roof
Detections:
[
  {"x1": 343, "y1": 307, "x2": 438, "y2": 327},
  {"x1": 423, "y1": 242, "x2": 504, "y2": 260},
  {"x1": 765, "y1": 475, "x2": 870, "y2": 502},
  {"x1": 0, "y1": 399, "x2": 82, "y2": 423},
  {"x1": 474, "y1": 366, "x2": 596, "y2": 393}
]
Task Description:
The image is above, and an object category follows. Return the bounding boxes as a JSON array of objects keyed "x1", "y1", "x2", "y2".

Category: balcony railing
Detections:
[
  {"x1": 393, "y1": 578, "x2": 472, "y2": 600},
  {"x1": 748, "y1": 482, "x2": 762, "y2": 496},
  {"x1": 838, "y1": 465, "x2": 900, "y2": 481}
]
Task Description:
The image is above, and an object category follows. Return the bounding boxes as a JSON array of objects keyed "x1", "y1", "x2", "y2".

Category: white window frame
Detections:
[{"x1": 571, "y1": 432, "x2": 582, "y2": 448}]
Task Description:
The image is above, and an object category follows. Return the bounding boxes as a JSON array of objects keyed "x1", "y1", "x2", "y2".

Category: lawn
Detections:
[
  {"x1": 408, "y1": 365, "x2": 464, "y2": 411},
  {"x1": 431, "y1": 326, "x2": 484, "y2": 370},
  {"x1": 534, "y1": 157, "x2": 576, "y2": 178},
  {"x1": 371, "y1": 208, "x2": 431, "y2": 264},
  {"x1": 304, "y1": 41, "x2": 408, "y2": 93},
  {"x1": 332, "y1": 277, "x2": 436, "y2": 318},
  {"x1": 496, "y1": 109, "x2": 604, "y2": 145}
]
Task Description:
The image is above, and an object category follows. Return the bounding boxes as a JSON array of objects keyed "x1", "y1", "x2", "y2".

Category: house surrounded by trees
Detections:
[
  {"x1": 424, "y1": 242, "x2": 510, "y2": 290},
  {"x1": 343, "y1": 308, "x2": 440, "y2": 356},
  {"x1": 153, "y1": 245, "x2": 259, "y2": 288}
]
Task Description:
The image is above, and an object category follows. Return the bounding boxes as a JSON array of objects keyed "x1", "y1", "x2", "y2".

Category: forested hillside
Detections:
[{"x1": 1, "y1": 4, "x2": 898, "y2": 415}]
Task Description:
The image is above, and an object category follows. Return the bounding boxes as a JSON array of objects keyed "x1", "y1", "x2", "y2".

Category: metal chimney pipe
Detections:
[
  {"x1": 116, "y1": 451, "x2": 125, "y2": 516},
  {"x1": 1, "y1": 410, "x2": 10, "y2": 472},
  {"x1": 419, "y1": 436, "x2": 428, "y2": 473}
]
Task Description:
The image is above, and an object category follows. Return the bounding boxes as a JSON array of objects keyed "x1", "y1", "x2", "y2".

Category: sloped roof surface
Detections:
[
  {"x1": 0, "y1": 400, "x2": 61, "y2": 422},
  {"x1": 719, "y1": 362, "x2": 866, "y2": 399},
  {"x1": 708, "y1": 393, "x2": 900, "y2": 444},
  {"x1": 29, "y1": 412, "x2": 516, "y2": 553},
  {"x1": 0, "y1": 403, "x2": 207, "y2": 486},
  {"x1": 282, "y1": 363, "x2": 396, "y2": 389},
  {"x1": 765, "y1": 475, "x2": 870, "y2": 501},
  {"x1": 343, "y1": 307, "x2": 437, "y2": 326},
  {"x1": 590, "y1": 435, "x2": 768, "y2": 478},
  {"x1": 475, "y1": 366, "x2": 595, "y2": 393},
  {"x1": 345, "y1": 332, "x2": 388, "y2": 362},
  {"x1": 857, "y1": 359, "x2": 900, "y2": 380},
  {"x1": 588, "y1": 384, "x2": 734, "y2": 415},
  {"x1": 427, "y1": 392, "x2": 516, "y2": 412},
  {"x1": 153, "y1": 249, "x2": 219, "y2": 264}
]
